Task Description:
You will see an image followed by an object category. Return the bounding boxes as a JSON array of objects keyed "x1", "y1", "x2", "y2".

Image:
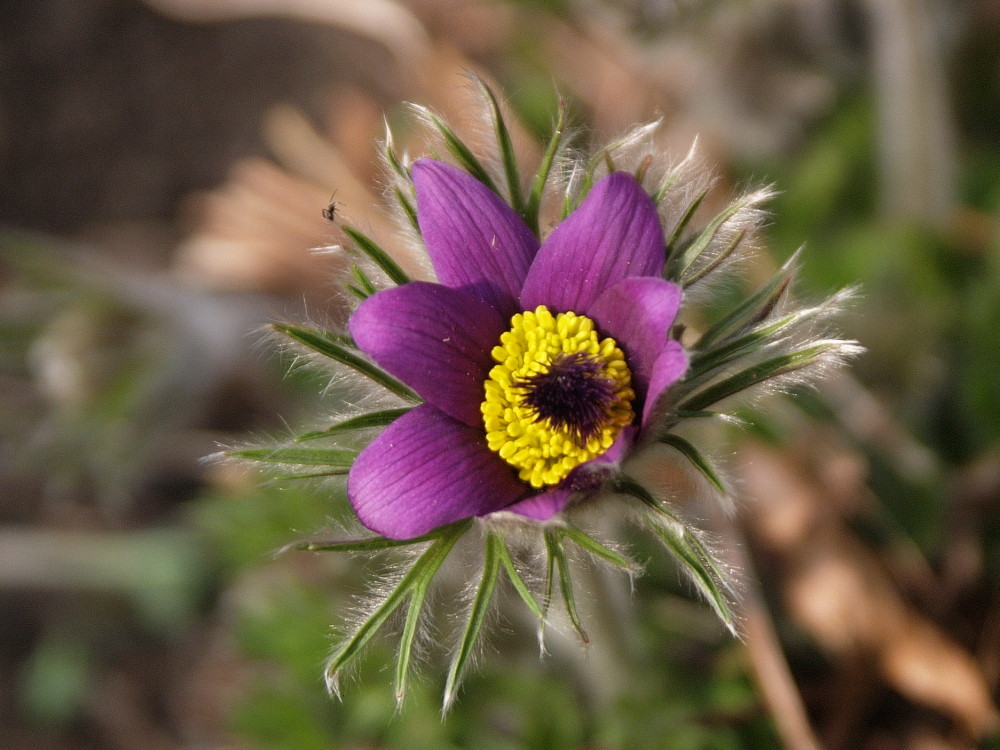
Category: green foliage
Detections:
[
  {"x1": 474, "y1": 74, "x2": 526, "y2": 217},
  {"x1": 524, "y1": 94, "x2": 567, "y2": 235},
  {"x1": 194, "y1": 463, "x2": 773, "y2": 748},
  {"x1": 413, "y1": 104, "x2": 501, "y2": 194},
  {"x1": 294, "y1": 407, "x2": 413, "y2": 441},
  {"x1": 18, "y1": 631, "x2": 93, "y2": 727},
  {"x1": 611, "y1": 476, "x2": 737, "y2": 633},
  {"x1": 195, "y1": 469, "x2": 776, "y2": 747},
  {"x1": 273, "y1": 323, "x2": 420, "y2": 402},
  {"x1": 341, "y1": 226, "x2": 411, "y2": 286}
]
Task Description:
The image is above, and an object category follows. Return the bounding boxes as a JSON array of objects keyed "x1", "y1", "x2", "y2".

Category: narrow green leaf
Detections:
[
  {"x1": 329, "y1": 331, "x2": 358, "y2": 348},
  {"x1": 561, "y1": 187, "x2": 575, "y2": 220},
  {"x1": 382, "y1": 123, "x2": 410, "y2": 176},
  {"x1": 351, "y1": 265, "x2": 377, "y2": 297},
  {"x1": 682, "y1": 228, "x2": 747, "y2": 287},
  {"x1": 341, "y1": 225, "x2": 410, "y2": 286},
  {"x1": 538, "y1": 532, "x2": 557, "y2": 644},
  {"x1": 396, "y1": 522, "x2": 468, "y2": 705},
  {"x1": 608, "y1": 476, "x2": 665, "y2": 515},
  {"x1": 227, "y1": 446, "x2": 358, "y2": 467},
  {"x1": 692, "y1": 291, "x2": 851, "y2": 387},
  {"x1": 496, "y1": 540, "x2": 544, "y2": 620},
  {"x1": 473, "y1": 76, "x2": 524, "y2": 216},
  {"x1": 687, "y1": 312, "x2": 799, "y2": 383},
  {"x1": 296, "y1": 521, "x2": 466, "y2": 553},
  {"x1": 679, "y1": 341, "x2": 842, "y2": 413},
  {"x1": 669, "y1": 196, "x2": 745, "y2": 279},
  {"x1": 525, "y1": 97, "x2": 566, "y2": 235},
  {"x1": 658, "y1": 434, "x2": 727, "y2": 495},
  {"x1": 652, "y1": 162, "x2": 688, "y2": 205},
  {"x1": 663, "y1": 189, "x2": 708, "y2": 261},
  {"x1": 413, "y1": 105, "x2": 499, "y2": 194},
  {"x1": 383, "y1": 124, "x2": 409, "y2": 181},
  {"x1": 325, "y1": 521, "x2": 469, "y2": 698},
  {"x1": 383, "y1": 135, "x2": 420, "y2": 233},
  {"x1": 561, "y1": 525, "x2": 634, "y2": 570},
  {"x1": 675, "y1": 409, "x2": 719, "y2": 420},
  {"x1": 394, "y1": 187, "x2": 419, "y2": 233},
  {"x1": 298, "y1": 536, "x2": 416, "y2": 552},
  {"x1": 610, "y1": 476, "x2": 735, "y2": 632},
  {"x1": 444, "y1": 532, "x2": 503, "y2": 709},
  {"x1": 646, "y1": 521, "x2": 735, "y2": 632},
  {"x1": 697, "y1": 255, "x2": 796, "y2": 350},
  {"x1": 297, "y1": 537, "x2": 418, "y2": 553},
  {"x1": 562, "y1": 171, "x2": 594, "y2": 218},
  {"x1": 326, "y1": 571, "x2": 419, "y2": 697},
  {"x1": 602, "y1": 150, "x2": 617, "y2": 176},
  {"x1": 396, "y1": 558, "x2": 441, "y2": 706},
  {"x1": 268, "y1": 469, "x2": 350, "y2": 481},
  {"x1": 294, "y1": 407, "x2": 413, "y2": 441},
  {"x1": 395, "y1": 592, "x2": 424, "y2": 706},
  {"x1": 634, "y1": 154, "x2": 653, "y2": 185},
  {"x1": 545, "y1": 530, "x2": 588, "y2": 644},
  {"x1": 273, "y1": 323, "x2": 420, "y2": 402},
  {"x1": 587, "y1": 120, "x2": 659, "y2": 174}
]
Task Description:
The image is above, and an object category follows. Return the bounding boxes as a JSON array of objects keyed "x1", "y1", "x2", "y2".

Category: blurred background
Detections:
[{"x1": 2, "y1": 0, "x2": 999, "y2": 748}]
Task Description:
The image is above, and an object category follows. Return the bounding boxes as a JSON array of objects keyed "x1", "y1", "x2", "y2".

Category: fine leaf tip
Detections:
[
  {"x1": 536, "y1": 622, "x2": 549, "y2": 658},
  {"x1": 325, "y1": 668, "x2": 342, "y2": 701},
  {"x1": 441, "y1": 678, "x2": 460, "y2": 716}
]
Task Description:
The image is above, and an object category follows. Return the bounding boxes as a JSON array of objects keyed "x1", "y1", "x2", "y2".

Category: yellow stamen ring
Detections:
[{"x1": 481, "y1": 305, "x2": 635, "y2": 488}]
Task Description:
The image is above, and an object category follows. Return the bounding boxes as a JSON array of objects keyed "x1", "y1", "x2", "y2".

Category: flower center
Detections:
[{"x1": 481, "y1": 305, "x2": 635, "y2": 489}]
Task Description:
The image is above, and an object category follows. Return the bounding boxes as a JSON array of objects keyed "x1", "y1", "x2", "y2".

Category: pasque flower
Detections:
[
  {"x1": 347, "y1": 159, "x2": 687, "y2": 540},
  {"x1": 230, "y1": 81, "x2": 859, "y2": 708}
]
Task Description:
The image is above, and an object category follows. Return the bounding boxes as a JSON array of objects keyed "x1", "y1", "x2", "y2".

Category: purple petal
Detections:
[
  {"x1": 349, "y1": 281, "x2": 505, "y2": 427},
  {"x1": 413, "y1": 159, "x2": 538, "y2": 319},
  {"x1": 348, "y1": 405, "x2": 528, "y2": 539},
  {"x1": 587, "y1": 277, "x2": 682, "y2": 405},
  {"x1": 503, "y1": 488, "x2": 573, "y2": 521},
  {"x1": 520, "y1": 172, "x2": 664, "y2": 313},
  {"x1": 642, "y1": 340, "x2": 689, "y2": 426}
]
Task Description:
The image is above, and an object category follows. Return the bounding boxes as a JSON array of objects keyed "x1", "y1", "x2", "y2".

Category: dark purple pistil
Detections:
[{"x1": 516, "y1": 352, "x2": 617, "y2": 441}]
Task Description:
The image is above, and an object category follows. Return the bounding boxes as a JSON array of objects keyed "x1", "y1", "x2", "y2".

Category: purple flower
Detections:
[{"x1": 347, "y1": 159, "x2": 687, "y2": 539}]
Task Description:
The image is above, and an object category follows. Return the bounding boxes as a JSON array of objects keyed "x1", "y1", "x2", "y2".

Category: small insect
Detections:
[{"x1": 322, "y1": 193, "x2": 340, "y2": 223}]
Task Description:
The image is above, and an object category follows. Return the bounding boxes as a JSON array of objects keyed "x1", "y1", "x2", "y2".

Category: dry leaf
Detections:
[{"x1": 741, "y1": 441, "x2": 1000, "y2": 740}]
